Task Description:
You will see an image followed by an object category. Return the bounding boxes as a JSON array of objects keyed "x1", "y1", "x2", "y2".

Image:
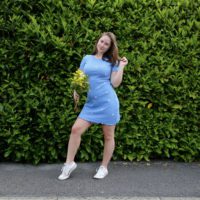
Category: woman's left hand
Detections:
[{"x1": 119, "y1": 57, "x2": 128, "y2": 67}]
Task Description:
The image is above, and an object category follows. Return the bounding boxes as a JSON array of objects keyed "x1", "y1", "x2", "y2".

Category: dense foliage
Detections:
[{"x1": 0, "y1": 0, "x2": 199, "y2": 164}]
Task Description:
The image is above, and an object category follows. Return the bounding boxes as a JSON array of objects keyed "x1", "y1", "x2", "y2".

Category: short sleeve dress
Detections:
[{"x1": 78, "y1": 55, "x2": 120, "y2": 125}]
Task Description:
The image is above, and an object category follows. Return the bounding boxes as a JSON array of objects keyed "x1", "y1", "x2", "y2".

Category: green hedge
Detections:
[{"x1": 0, "y1": 0, "x2": 199, "y2": 164}]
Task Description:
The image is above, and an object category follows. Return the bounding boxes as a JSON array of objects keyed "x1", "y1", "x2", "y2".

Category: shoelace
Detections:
[
  {"x1": 61, "y1": 164, "x2": 70, "y2": 172},
  {"x1": 97, "y1": 166, "x2": 107, "y2": 175},
  {"x1": 61, "y1": 166, "x2": 64, "y2": 172},
  {"x1": 61, "y1": 163, "x2": 75, "y2": 173}
]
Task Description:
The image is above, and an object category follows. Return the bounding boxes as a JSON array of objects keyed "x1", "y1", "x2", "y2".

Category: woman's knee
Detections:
[
  {"x1": 70, "y1": 118, "x2": 91, "y2": 137},
  {"x1": 71, "y1": 125, "x2": 82, "y2": 135},
  {"x1": 103, "y1": 131, "x2": 114, "y2": 141}
]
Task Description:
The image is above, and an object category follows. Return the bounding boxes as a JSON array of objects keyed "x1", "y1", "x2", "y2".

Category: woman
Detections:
[{"x1": 58, "y1": 32, "x2": 128, "y2": 180}]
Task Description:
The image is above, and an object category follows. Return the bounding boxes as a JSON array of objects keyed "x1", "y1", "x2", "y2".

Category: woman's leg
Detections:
[
  {"x1": 66, "y1": 118, "x2": 92, "y2": 163},
  {"x1": 101, "y1": 125, "x2": 116, "y2": 168}
]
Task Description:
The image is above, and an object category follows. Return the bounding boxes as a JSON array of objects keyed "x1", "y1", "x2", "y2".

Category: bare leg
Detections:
[
  {"x1": 66, "y1": 118, "x2": 92, "y2": 163},
  {"x1": 101, "y1": 125, "x2": 116, "y2": 168}
]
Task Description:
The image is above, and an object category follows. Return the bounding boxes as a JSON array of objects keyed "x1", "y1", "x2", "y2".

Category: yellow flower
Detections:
[
  {"x1": 70, "y1": 69, "x2": 89, "y2": 112},
  {"x1": 70, "y1": 69, "x2": 89, "y2": 95}
]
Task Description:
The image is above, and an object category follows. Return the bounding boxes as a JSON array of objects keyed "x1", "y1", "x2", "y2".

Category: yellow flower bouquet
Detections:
[{"x1": 70, "y1": 69, "x2": 89, "y2": 111}]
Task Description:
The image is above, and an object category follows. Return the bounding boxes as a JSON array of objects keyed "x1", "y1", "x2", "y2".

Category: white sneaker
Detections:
[
  {"x1": 58, "y1": 162, "x2": 77, "y2": 180},
  {"x1": 93, "y1": 165, "x2": 108, "y2": 179}
]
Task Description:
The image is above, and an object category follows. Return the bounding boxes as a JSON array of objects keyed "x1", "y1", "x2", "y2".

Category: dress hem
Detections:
[{"x1": 78, "y1": 116, "x2": 119, "y2": 126}]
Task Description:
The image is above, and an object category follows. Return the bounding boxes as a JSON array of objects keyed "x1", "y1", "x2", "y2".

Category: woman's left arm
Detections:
[{"x1": 111, "y1": 57, "x2": 128, "y2": 88}]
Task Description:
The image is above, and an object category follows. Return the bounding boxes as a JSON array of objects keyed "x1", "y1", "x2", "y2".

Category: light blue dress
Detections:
[{"x1": 78, "y1": 55, "x2": 120, "y2": 125}]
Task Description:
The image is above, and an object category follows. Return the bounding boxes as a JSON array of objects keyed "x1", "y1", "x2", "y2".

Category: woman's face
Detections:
[{"x1": 96, "y1": 35, "x2": 111, "y2": 54}]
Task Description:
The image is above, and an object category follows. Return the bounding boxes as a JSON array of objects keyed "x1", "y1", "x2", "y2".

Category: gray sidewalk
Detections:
[{"x1": 0, "y1": 161, "x2": 200, "y2": 199}]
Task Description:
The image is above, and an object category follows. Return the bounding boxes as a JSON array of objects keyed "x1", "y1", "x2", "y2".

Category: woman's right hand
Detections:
[{"x1": 73, "y1": 90, "x2": 80, "y2": 103}]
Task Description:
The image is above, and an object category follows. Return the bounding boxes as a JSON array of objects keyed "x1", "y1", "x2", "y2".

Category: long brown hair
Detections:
[{"x1": 92, "y1": 32, "x2": 120, "y2": 66}]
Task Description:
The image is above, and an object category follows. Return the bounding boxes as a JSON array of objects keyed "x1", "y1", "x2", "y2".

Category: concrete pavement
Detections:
[{"x1": 0, "y1": 161, "x2": 200, "y2": 199}]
